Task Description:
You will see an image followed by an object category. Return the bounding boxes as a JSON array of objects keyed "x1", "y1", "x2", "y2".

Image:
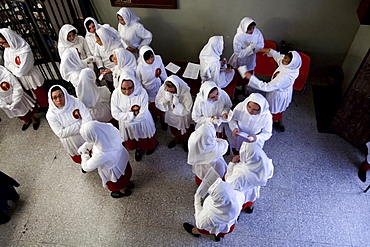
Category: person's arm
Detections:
[
  {"x1": 110, "y1": 92, "x2": 135, "y2": 122},
  {"x1": 247, "y1": 74, "x2": 291, "y2": 92},
  {"x1": 76, "y1": 99, "x2": 92, "y2": 123},
  {"x1": 172, "y1": 92, "x2": 192, "y2": 116},
  {"x1": 81, "y1": 150, "x2": 106, "y2": 172},
  {"x1": 11, "y1": 52, "x2": 34, "y2": 77},
  {"x1": 9, "y1": 75, "x2": 24, "y2": 107},
  {"x1": 191, "y1": 99, "x2": 213, "y2": 125},
  {"x1": 256, "y1": 115, "x2": 273, "y2": 143},
  {"x1": 136, "y1": 25, "x2": 152, "y2": 49},
  {"x1": 47, "y1": 114, "x2": 82, "y2": 139},
  {"x1": 155, "y1": 88, "x2": 170, "y2": 112},
  {"x1": 254, "y1": 29, "x2": 264, "y2": 53},
  {"x1": 233, "y1": 35, "x2": 255, "y2": 59}
]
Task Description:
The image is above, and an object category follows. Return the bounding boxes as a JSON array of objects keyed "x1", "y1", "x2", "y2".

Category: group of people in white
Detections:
[{"x1": 0, "y1": 8, "x2": 303, "y2": 242}]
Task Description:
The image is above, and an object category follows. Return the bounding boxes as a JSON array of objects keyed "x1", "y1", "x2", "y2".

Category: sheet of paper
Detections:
[
  {"x1": 196, "y1": 167, "x2": 220, "y2": 198},
  {"x1": 237, "y1": 65, "x2": 247, "y2": 78},
  {"x1": 237, "y1": 131, "x2": 250, "y2": 139},
  {"x1": 183, "y1": 62, "x2": 200, "y2": 79},
  {"x1": 165, "y1": 62, "x2": 181, "y2": 74}
]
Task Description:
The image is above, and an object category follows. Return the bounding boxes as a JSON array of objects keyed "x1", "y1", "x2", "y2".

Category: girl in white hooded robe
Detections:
[
  {"x1": 77, "y1": 68, "x2": 113, "y2": 124},
  {"x1": 0, "y1": 65, "x2": 39, "y2": 130},
  {"x1": 57, "y1": 24, "x2": 93, "y2": 62},
  {"x1": 187, "y1": 123, "x2": 228, "y2": 185},
  {"x1": 245, "y1": 49, "x2": 302, "y2": 132},
  {"x1": 95, "y1": 26, "x2": 124, "y2": 92},
  {"x1": 136, "y1": 45, "x2": 167, "y2": 128},
  {"x1": 192, "y1": 81, "x2": 232, "y2": 145},
  {"x1": 46, "y1": 85, "x2": 92, "y2": 164},
  {"x1": 0, "y1": 28, "x2": 48, "y2": 108},
  {"x1": 183, "y1": 178, "x2": 244, "y2": 242},
  {"x1": 84, "y1": 17, "x2": 118, "y2": 55},
  {"x1": 199, "y1": 36, "x2": 239, "y2": 98},
  {"x1": 116, "y1": 7, "x2": 152, "y2": 58},
  {"x1": 110, "y1": 73, "x2": 158, "y2": 162},
  {"x1": 110, "y1": 47, "x2": 137, "y2": 89},
  {"x1": 228, "y1": 93, "x2": 272, "y2": 154},
  {"x1": 78, "y1": 121, "x2": 134, "y2": 198},
  {"x1": 225, "y1": 142, "x2": 274, "y2": 213},
  {"x1": 155, "y1": 75, "x2": 193, "y2": 151},
  {"x1": 60, "y1": 47, "x2": 88, "y2": 89}
]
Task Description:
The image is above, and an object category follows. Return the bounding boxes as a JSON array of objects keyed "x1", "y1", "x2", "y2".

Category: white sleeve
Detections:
[
  {"x1": 248, "y1": 74, "x2": 292, "y2": 93},
  {"x1": 136, "y1": 25, "x2": 152, "y2": 49},
  {"x1": 172, "y1": 92, "x2": 192, "y2": 117},
  {"x1": 110, "y1": 92, "x2": 135, "y2": 122}
]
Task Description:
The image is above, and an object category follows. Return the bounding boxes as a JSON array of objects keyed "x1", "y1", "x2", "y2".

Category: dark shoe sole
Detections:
[
  {"x1": 168, "y1": 140, "x2": 177, "y2": 149},
  {"x1": 135, "y1": 149, "x2": 143, "y2": 162},
  {"x1": 21, "y1": 122, "x2": 31, "y2": 131},
  {"x1": 183, "y1": 222, "x2": 200, "y2": 238},
  {"x1": 111, "y1": 190, "x2": 131, "y2": 198}
]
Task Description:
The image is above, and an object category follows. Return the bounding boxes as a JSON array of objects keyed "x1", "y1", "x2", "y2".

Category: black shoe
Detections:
[
  {"x1": 225, "y1": 145, "x2": 230, "y2": 155},
  {"x1": 183, "y1": 142, "x2": 188, "y2": 152},
  {"x1": 273, "y1": 122, "x2": 280, "y2": 129},
  {"x1": 168, "y1": 140, "x2": 177, "y2": 149},
  {"x1": 21, "y1": 122, "x2": 31, "y2": 131},
  {"x1": 183, "y1": 223, "x2": 200, "y2": 238},
  {"x1": 146, "y1": 141, "x2": 158, "y2": 155},
  {"x1": 81, "y1": 168, "x2": 87, "y2": 173},
  {"x1": 125, "y1": 182, "x2": 135, "y2": 190},
  {"x1": 135, "y1": 149, "x2": 143, "y2": 162},
  {"x1": 279, "y1": 125, "x2": 285, "y2": 132},
  {"x1": 161, "y1": 120, "x2": 168, "y2": 131},
  {"x1": 32, "y1": 119, "x2": 40, "y2": 130},
  {"x1": 245, "y1": 205, "x2": 254, "y2": 214},
  {"x1": 215, "y1": 236, "x2": 221, "y2": 242},
  {"x1": 358, "y1": 169, "x2": 367, "y2": 182},
  {"x1": 110, "y1": 190, "x2": 131, "y2": 198}
]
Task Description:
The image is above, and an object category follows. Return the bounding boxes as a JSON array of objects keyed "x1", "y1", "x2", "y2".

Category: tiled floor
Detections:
[{"x1": 0, "y1": 78, "x2": 369, "y2": 247}]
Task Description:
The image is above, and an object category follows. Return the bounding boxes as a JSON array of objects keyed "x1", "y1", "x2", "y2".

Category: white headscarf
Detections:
[
  {"x1": 117, "y1": 7, "x2": 140, "y2": 27},
  {"x1": 137, "y1": 45, "x2": 155, "y2": 67},
  {"x1": 226, "y1": 142, "x2": 274, "y2": 191},
  {"x1": 80, "y1": 121, "x2": 122, "y2": 152},
  {"x1": 96, "y1": 26, "x2": 122, "y2": 52},
  {"x1": 59, "y1": 47, "x2": 87, "y2": 82},
  {"x1": 58, "y1": 24, "x2": 78, "y2": 49},
  {"x1": 0, "y1": 28, "x2": 31, "y2": 55},
  {"x1": 199, "y1": 36, "x2": 223, "y2": 64},
  {"x1": 77, "y1": 68, "x2": 99, "y2": 108},
  {"x1": 84, "y1": 17, "x2": 101, "y2": 34},
  {"x1": 242, "y1": 92, "x2": 270, "y2": 116},
  {"x1": 115, "y1": 47, "x2": 137, "y2": 71},
  {"x1": 47, "y1": 85, "x2": 75, "y2": 115},
  {"x1": 188, "y1": 123, "x2": 228, "y2": 165},
  {"x1": 203, "y1": 178, "x2": 241, "y2": 225},
  {"x1": 195, "y1": 81, "x2": 223, "y2": 117},
  {"x1": 236, "y1": 17, "x2": 255, "y2": 35},
  {"x1": 165, "y1": 75, "x2": 190, "y2": 96},
  {"x1": 278, "y1": 51, "x2": 302, "y2": 80},
  {"x1": 119, "y1": 72, "x2": 143, "y2": 98}
]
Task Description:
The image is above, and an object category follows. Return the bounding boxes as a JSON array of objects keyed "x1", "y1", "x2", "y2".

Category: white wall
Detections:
[
  {"x1": 341, "y1": 25, "x2": 370, "y2": 93},
  {"x1": 92, "y1": 0, "x2": 362, "y2": 76}
]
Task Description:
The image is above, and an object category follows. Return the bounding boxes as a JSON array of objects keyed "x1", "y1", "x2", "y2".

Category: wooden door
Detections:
[{"x1": 331, "y1": 49, "x2": 370, "y2": 152}]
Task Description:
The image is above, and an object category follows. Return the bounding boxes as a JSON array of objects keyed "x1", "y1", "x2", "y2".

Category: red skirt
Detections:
[
  {"x1": 170, "y1": 125, "x2": 194, "y2": 142},
  {"x1": 197, "y1": 224, "x2": 236, "y2": 238},
  {"x1": 106, "y1": 162, "x2": 132, "y2": 191},
  {"x1": 124, "y1": 136, "x2": 157, "y2": 151},
  {"x1": 149, "y1": 102, "x2": 164, "y2": 117},
  {"x1": 70, "y1": 155, "x2": 82, "y2": 164},
  {"x1": 18, "y1": 107, "x2": 38, "y2": 123},
  {"x1": 32, "y1": 85, "x2": 48, "y2": 107},
  {"x1": 272, "y1": 112, "x2": 283, "y2": 122},
  {"x1": 195, "y1": 176, "x2": 202, "y2": 186}
]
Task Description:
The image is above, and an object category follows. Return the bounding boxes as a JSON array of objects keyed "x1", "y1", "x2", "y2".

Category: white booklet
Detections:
[
  {"x1": 213, "y1": 109, "x2": 234, "y2": 126},
  {"x1": 165, "y1": 62, "x2": 181, "y2": 74},
  {"x1": 183, "y1": 62, "x2": 200, "y2": 79},
  {"x1": 237, "y1": 65, "x2": 248, "y2": 78},
  {"x1": 196, "y1": 167, "x2": 220, "y2": 199}
]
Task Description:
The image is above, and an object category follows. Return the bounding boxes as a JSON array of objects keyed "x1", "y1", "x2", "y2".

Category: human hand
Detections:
[
  {"x1": 211, "y1": 116, "x2": 219, "y2": 125},
  {"x1": 232, "y1": 155, "x2": 240, "y2": 163},
  {"x1": 244, "y1": 71, "x2": 253, "y2": 80},
  {"x1": 247, "y1": 135, "x2": 257, "y2": 142},
  {"x1": 222, "y1": 113, "x2": 228, "y2": 119},
  {"x1": 249, "y1": 42, "x2": 256, "y2": 50},
  {"x1": 164, "y1": 91, "x2": 173, "y2": 101},
  {"x1": 172, "y1": 95, "x2": 179, "y2": 105},
  {"x1": 259, "y1": 48, "x2": 271, "y2": 56},
  {"x1": 232, "y1": 128, "x2": 239, "y2": 136}
]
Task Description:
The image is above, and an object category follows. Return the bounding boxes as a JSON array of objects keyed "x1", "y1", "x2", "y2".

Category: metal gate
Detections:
[{"x1": 0, "y1": 0, "x2": 97, "y2": 91}]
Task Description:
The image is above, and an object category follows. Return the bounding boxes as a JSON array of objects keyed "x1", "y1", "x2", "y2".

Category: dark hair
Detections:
[
  {"x1": 85, "y1": 20, "x2": 94, "y2": 30},
  {"x1": 95, "y1": 33, "x2": 99, "y2": 38},
  {"x1": 165, "y1": 81, "x2": 177, "y2": 93},
  {"x1": 109, "y1": 54, "x2": 114, "y2": 63},
  {"x1": 209, "y1": 87, "x2": 218, "y2": 96},
  {"x1": 247, "y1": 22, "x2": 256, "y2": 31},
  {"x1": 68, "y1": 30, "x2": 77, "y2": 36},
  {"x1": 286, "y1": 52, "x2": 293, "y2": 63},
  {"x1": 0, "y1": 33, "x2": 7, "y2": 42},
  {"x1": 143, "y1": 50, "x2": 153, "y2": 61},
  {"x1": 50, "y1": 86, "x2": 63, "y2": 97}
]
